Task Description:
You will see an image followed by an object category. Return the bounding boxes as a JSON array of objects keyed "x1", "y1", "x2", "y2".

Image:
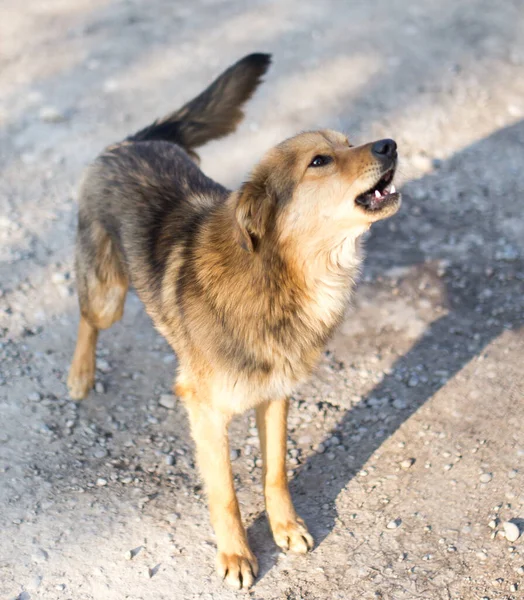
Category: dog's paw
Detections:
[
  {"x1": 216, "y1": 551, "x2": 258, "y2": 590},
  {"x1": 67, "y1": 368, "x2": 94, "y2": 400},
  {"x1": 271, "y1": 517, "x2": 314, "y2": 554}
]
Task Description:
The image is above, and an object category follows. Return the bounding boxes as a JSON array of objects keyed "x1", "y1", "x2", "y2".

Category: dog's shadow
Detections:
[{"x1": 247, "y1": 120, "x2": 524, "y2": 581}]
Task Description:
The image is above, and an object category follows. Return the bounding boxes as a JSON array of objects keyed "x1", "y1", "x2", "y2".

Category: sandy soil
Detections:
[{"x1": 1, "y1": 1, "x2": 524, "y2": 599}]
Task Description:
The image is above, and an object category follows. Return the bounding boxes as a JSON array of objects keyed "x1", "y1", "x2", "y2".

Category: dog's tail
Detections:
[{"x1": 127, "y1": 53, "x2": 271, "y2": 152}]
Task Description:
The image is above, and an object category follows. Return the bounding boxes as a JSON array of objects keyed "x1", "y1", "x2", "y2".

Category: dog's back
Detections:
[
  {"x1": 68, "y1": 54, "x2": 270, "y2": 400},
  {"x1": 73, "y1": 54, "x2": 270, "y2": 333}
]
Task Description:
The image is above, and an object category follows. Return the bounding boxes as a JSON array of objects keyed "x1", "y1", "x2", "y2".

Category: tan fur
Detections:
[{"x1": 67, "y1": 55, "x2": 401, "y2": 590}]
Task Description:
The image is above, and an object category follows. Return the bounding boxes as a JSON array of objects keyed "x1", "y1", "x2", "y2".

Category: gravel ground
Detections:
[{"x1": 1, "y1": 1, "x2": 524, "y2": 599}]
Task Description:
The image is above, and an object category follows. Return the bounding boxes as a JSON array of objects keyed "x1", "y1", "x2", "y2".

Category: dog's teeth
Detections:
[
  {"x1": 374, "y1": 190, "x2": 381, "y2": 198},
  {"x1": 390, "y1": 184, "x2": 396, "y2": 193}
]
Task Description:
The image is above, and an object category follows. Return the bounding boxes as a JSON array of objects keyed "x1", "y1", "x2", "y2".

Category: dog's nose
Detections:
[{"x1": 371, "y1": 139, "x2": 397, "y2": 159}]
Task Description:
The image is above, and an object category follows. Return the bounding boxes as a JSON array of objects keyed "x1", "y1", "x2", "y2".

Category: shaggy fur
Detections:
[{"x1": 67, "y1": 53, "x2": 401, "y2": 589}]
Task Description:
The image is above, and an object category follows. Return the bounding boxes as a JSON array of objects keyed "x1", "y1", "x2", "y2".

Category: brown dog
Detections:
[{"x1": 67, "y1": 53, "x2": 401, "y2": 589}]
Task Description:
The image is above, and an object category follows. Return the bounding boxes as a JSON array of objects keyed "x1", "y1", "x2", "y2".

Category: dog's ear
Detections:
[
  {"x1": 233, "y1": 167, "x2": 274, "y2": 253},
  {"x1": 233, "y1": 164, "x2": 293, "y2": 252}
]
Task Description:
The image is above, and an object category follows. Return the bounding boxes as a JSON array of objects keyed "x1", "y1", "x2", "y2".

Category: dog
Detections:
[{"x1": 67, "y1": 53, "x2": 401, "y2": 589}]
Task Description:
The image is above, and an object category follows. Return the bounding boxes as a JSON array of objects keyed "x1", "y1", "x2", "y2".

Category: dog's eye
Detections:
[{"x1": 309, "y1": 155, "x2": 333, "y2": 168}]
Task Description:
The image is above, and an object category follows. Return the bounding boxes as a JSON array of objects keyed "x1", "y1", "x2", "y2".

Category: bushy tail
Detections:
[{"x1": 127, "y1": 53, "x2": 271, "y2": 151}]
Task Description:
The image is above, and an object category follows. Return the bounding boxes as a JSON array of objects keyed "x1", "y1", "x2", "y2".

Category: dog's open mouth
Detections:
[{"x1": 355, "y1": 168, "x2": 399, "y2": 211}]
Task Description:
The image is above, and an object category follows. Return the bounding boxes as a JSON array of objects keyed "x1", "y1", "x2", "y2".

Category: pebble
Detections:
[
  {"x1": 407, "y1": 375, "x2": 419, "y2": 387},
  {"x1": 158, "y1": 394, "x2": 176, "y2": 409},
  {"x1": 40, "y1": 106, "x2": 66, "y2": 123},
  {"x1": 387, "y1": 518, "x2": 402, "y2": 529},
  {"x1": 400, "y1": 458, "x2": 415, "y2": 470},
  {"x1": 392, "y1": 398, "x2": 407, "y2": 410},
  {"x1": 93, "y1": 448, "x2": 108, "y2": 459},
  {"x1": 96, "y1": 477, "x2": 108, "y2": 487},
  {"x1": 229, "y1": 449, "x2": 240, "y2": 461},
  {"x1": 516, "y1": 566, "x2": 524, "y2": 575},
  {"x1": 97, "y1": 359, "x2": 111, "y2": 373},
  {"x1": 32, "y1": 548, "x2": 49, "y2": 562},
  {"x1": 165, "y1": 455, "x2": 175, "y2": 466},
  {"x1": 27, "y1": 391, "x2": 42, "y2": 402},
  {"x1": 167, "y1": 513, "x2": 180, "y2": 524},
  {"x1": 479, "y1": 472, "x2": 493, "y2": 483},
  {"x1": 95, "y1": 382, "x2": 105, "y2": 394},
  {"x1": 503, "y1": 521, "x2": 521, "y2": 542},
  {"x1": 316, "y1": 443, "x2": 326, "y2": 454},
  {"x1": 476, "y1": 551, "x2": 488, "y2": 561},
  {"x1": 124, "y1": 550, "x2": 133, "y2": 560}
]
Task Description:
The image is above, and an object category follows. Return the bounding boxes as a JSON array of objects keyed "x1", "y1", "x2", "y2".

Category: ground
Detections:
[{"x1": 1, "y1": 1, "x2": 524, "y2": 599}]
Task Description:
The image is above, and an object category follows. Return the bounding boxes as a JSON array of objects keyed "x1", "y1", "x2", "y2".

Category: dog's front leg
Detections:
[
  {"x1": 256, "y1": 398, "x2": 314, "y2": 553},
  {"x1": 185, "y1": 399, "x2": 258, "y2": 589}
]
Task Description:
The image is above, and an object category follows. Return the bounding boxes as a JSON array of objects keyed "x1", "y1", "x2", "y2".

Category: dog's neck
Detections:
[{"x1": 206, "y1": 198, "x2": 363, "y2": 347}]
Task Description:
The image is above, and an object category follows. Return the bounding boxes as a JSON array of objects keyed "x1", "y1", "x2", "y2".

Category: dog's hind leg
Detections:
[{"x1": 68, "y1": 221, "x2": 128, "y2": 400}]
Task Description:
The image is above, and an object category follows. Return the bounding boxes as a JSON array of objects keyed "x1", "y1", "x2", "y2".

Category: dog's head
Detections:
[{"x1": 233, "y1": 130, "x2": 401, "y2": 260}]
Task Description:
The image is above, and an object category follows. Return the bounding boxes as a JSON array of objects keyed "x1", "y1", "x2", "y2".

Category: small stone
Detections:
[
  {"x1": 407, "y1": 375, "x2": 419, "y2": 387},
  {"x1": 510, "y1": 583, "x2": 518, "y2": 593},
  {"x1": 95, "y1": 381, "x2": 105, "y2": 394},
  {"x1": 40, "y1": 106, "x2": 66, "y2": 123},
  {"x1": 476, "y1": 551, "x2": 488, "y2": 561},
  {"x1": 422, "y1": 553, "x2": 432, "y2": 560},
  {"x1": 96, "y1": 477, "x2": 108, "y2": 487},
  {"x1": 55, "y1": 583, "x2": 66, "y2": 591},
  {"x1": 479, "y1": 472, "x2": 493, "y2": 483},
  {"x1": 508, "y1": 469, "x2": 518, "y2": 479},
  {"x1": 93, "y1": 448, "x2": 108, "y2": 459},
  {"x1": 167, "y1": 513, "x2": 180, "y2": 524},
  {"x1": 443, "y1": 463, "x2": 453, "y2": 471},
  {"x1": 32, "y1": 548, "x2": 49, "y2": 562},
  {"x1": 158, "y1": 394, "x2": 176, "y2": 409},
  {"x1": 165, "y1": 454, "x2": 175, "y2": 466},
  {"x1": 400, "y1": 458, "x2": 415, "y2": 470},
  {"x1": 392, "y1": 398, "x2": 407, "y2": 410},
  {"x1": 230, "y1": 449, "x2": 240, "y2": 461},
  {"x1": 387, "y1": 518, "x2": 402, "y2": 529},
  {"x1": 51, "y1": 272, "x2": 66, "y2": 283},
  {"x1": 515, "y1": 565, "x2": 524, "y2": 575},
  {"x1": 488, "y1": 519, "x2": 498, "y2": 529},
  {"x1": 27, "y1": 391, "x2": 42, "y2": 402},
  {"x1": 316, "y1": 443, "x2": 326, "y2": 454},
  {"x1": 124, "y1": 550, "x2": 133, "y2": 560},
  {"x1": 447, "y1": 545, "x2": 457, "y2": 552},
  {"x1": 359, "y1": 469, "x2": 369, "y2": 477},
  {"x1": 97, "y1": 359, "x2": 111, "y2": 373},
  {"x1": 503, "y1": 521, "x2": 521, "y2": 542}
]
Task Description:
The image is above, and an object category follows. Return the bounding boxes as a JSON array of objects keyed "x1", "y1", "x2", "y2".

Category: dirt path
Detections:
[{"x1": 1, "y1": 1, "x2": 524, "y2": 599}]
